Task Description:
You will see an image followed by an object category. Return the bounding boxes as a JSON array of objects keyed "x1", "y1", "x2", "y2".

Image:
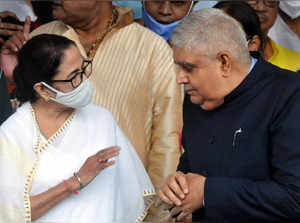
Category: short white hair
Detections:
[{"x1": 170, "y1": 8, "x2": 250, "y2": 64}]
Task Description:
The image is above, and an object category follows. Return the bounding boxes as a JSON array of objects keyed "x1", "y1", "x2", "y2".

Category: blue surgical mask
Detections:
[{"x1": 142, "y1": 1, "x2": 193, "y2": 41}]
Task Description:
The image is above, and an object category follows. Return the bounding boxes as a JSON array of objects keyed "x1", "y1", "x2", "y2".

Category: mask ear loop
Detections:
[{"x1": 186, "y1": 0, "x2": 195, "y2": 16}]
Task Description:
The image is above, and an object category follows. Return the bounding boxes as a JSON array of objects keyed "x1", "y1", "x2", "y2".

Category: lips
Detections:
[{"x1": 185, "y1": 89, "x2": 197, "y2": 95}]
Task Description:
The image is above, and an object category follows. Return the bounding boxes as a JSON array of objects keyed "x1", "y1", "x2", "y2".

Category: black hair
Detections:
[
  {"x1": 13, "y1": 34, "x2": 76, "y2": 103},
  {"x1": 214, "y1": 1, "x2": 264, "y2": 51}
]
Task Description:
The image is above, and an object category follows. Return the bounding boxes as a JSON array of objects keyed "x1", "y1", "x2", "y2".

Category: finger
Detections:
[
  {"x1": 0, "y1": 22, "x2": 23, "y2": 31},
  {"x1": 11, "y1": 32, "x2": 26, "y2": 50},
  {"x1": 170, "y1": 206, "x2": 183, "y2": 218},
  {"x1": 182, "y1": 213, "x2": 192, "y2": 223},
  {"x1": 99, "y1": 150, "x2": 120, "y2": 162},
  {"x1": 0, "y1": 11, "x2": 18, "y2": 19},
  {"x1": 97, "y1": 147, "x2": 120, "y2": 162},
  {"x1": 0, "y1": 29, "x2": 20, "y2": 36},
  {"x1": 2, "y1": 38, "x2": 19, "y2": 53},
  {"x1": 169, "y1": 174, "x2": 187, "y2": 200},
  {"x1": 158, "y1": 189, "x2": 174, "y2": 205},
  {"x1": 96, "y1": 146, "x2": 120, "y2": 155},
  {"x1": 176, "y1": 171, "x2": 189, "y2": 194},
  {"x1": 154, "y1": 197, "x2": 163, "y2": 207},
  {"x1": 97, "y1": 160, "x2": 115, "y2": 172},
  {"x1": 23, "y1": 16, "x2": 31, "y2": 40},
  {"x1": 176, "y1": 209, "x2": 192, "y2": 221}
]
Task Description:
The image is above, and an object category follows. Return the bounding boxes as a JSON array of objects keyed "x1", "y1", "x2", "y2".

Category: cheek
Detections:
[
  {"x1": 173, "y1": 7, "x2": 189, "y2": 20},
  {"x1": 52, "y1": 6, "x2": 66, "y2": 19},
  {"x1": 145, "y1": 4, "x2": 159, "y2": 16}
]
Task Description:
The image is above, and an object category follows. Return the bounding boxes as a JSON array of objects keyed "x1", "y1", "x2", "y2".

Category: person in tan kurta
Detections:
[{"x1": 1, "y1": 1, "x2": 182, "y2": 191}]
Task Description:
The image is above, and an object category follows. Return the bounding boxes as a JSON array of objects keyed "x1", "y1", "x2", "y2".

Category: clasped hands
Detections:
[{"x1": 157, "y1": 171, "x2": 206, "y2": 221}]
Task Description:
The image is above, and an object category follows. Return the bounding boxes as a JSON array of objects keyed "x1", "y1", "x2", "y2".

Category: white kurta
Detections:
[{"x1": 0, "y1": 103, "x2": 154, "y2": 223}]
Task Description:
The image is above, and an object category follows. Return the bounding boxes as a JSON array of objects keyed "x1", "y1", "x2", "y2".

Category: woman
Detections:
[
  {"x1": 214, "y1": 1, "x2": 264, "y2": 54},
  {"x1": 0, "y1": 34, "x2": 154, "y2": 222}
]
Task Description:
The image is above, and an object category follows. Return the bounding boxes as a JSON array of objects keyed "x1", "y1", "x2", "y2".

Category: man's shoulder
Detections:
[
  {"x1": 30, "y1": 21, "x2": 68, "y2": 37},
  {"x1": 258, "y1": 60, "x2": 300, "y2": 97},
  {"x1": 119, "y1": 22, "x2": 170, "y2": 47}
]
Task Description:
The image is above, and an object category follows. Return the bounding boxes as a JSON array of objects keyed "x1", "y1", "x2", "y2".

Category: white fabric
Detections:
[
  {"x1": 269, "y1": 15, "x2": 300, "y2": 52},
  {"x1": 279, "y1": 1, "x2": 300, "y2": 20},
  {"x1": 0, "y1": 0, "x2": 37, "y2": 21},
  {"x1": 193, "y1": 1, "x2": 217, "y2": 10},
  {"x1": 0, "y1": 103, "x2": 154, "y2": 223}
]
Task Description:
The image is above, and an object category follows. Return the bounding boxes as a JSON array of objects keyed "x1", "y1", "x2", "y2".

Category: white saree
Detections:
[{"x1": 0, "y1": 103, "x2": 155, "y2": 223}]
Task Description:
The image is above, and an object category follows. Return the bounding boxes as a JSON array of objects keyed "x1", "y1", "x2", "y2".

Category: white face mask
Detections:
[
  {"x1": 280, "y1": 1, "x2": 300, "y2": 20},
  {"x1": 41, "y1": 78, "x2": 94, "y2": 109}
]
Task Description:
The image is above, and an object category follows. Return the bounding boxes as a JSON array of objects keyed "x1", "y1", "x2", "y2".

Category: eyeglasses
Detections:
[
  {"x1": 51, "y1": 60, "x2": 92, "y2": 88},
  {"x1": 246, "y1": 0, "x2": 279, "y2": 8}
]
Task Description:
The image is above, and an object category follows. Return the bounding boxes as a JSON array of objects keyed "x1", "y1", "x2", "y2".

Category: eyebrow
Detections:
[{"x1": 174, "y1": 61, "x2": 198, "y2": 69}]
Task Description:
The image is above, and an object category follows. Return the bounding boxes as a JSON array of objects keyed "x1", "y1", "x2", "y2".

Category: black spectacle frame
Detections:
[
  {"x1": 246, "y1": 0, "x2": 279, "y2": 8},
  {"x1": 51, "y1": 60, "x2": 92, "y2": 88}
]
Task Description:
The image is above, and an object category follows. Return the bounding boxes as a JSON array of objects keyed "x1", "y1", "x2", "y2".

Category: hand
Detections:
[
  {"x1": 0, "y1": 11, "x2": 23, "y2": 44},
  {"x1": 0, "y1": 16, "x2": 30, "y2": 83},
  {"x1": 159, "y1": 171, "x2": 189, "y2": 206},
  {"x1": 75, "y1": 146, "x2": 120, "y2": 190},
  {"x1": 170, "y1": 173, "x2": 206, "y2": 221}
]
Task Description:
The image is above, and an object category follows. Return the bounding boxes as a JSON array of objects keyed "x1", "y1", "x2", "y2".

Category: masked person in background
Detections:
[
  {"x1": 268, "y1": 0, "x2": 300, "y2": 72},
  {"x1": 137, "y1": 0, "x2": 196, "y2": 41},
  {"x1": 245, "y1": 0, "x2": 300, "y2": 72},
  {"x1": 0, "y1": 34, "x2": 154, "y2": 223}
]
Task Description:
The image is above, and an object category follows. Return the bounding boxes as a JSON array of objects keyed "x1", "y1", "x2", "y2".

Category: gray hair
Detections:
[{"x1": 170, "y1": 8, "x2": 250, "y2": 64}]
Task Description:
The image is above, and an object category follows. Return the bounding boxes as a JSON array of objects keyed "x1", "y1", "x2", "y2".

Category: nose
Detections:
[
  {"x1": 176, "y1": 69, "x2": 188, "y2": 84},
  {"x1": 158, "y1": 1, "x2": 172, "y2": 16}
]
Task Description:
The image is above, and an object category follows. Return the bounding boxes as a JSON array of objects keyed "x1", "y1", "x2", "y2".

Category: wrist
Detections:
[
  {"x1": 67, "y1": 176, "x2": 81, "y2": 192},
  {"x1": 73, "y1": 172, "x2": 84, "y2": 190},
  {"x1": 63, "y1": 178, "x2": 78, "y2": 195}
]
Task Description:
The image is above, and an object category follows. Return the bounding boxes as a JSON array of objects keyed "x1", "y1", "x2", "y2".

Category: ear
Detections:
[
  {"x1": 216, "y1": 51, "x2": 231, "y2": 78},
  {"x1": 33, "y1": 82, "x2": 51, "y2": 102},
  {"x1": 248, "y1": 35, "x2": 262, "y2": 52}
]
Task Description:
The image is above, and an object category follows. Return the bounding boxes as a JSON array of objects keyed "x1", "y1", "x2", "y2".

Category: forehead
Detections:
[
  {"x1": 244, "y1": 0, "x2": 279, "y2": 8},
  {"x1": 173, "y1": 46, "x2": 207, "y2": 64},
  {"x1": 58, "y1": 45, "x2": 82, "y2": 70}
]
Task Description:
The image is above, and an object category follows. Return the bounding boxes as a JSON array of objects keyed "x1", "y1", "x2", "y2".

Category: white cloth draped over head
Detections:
[{"x1": 0, "y1": 103, "x2": 155, "y2": 223}]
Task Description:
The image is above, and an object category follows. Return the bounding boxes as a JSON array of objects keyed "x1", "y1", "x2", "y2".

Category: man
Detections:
[
  {"x1": 136, "y1": 0, "x2": 195, "y2": 40},
  {"x1": 1, "y1": 0, "x2": 182, "y2": 190},
  {"x1": 0, "y1": 69, "x2": 12, "y2": 125},
  {"x1": 159, "y1": 8, "x2": 300, "y2": 221},
  {"x1": 245, "y1": 0, "x2": 300, "y2": 72},
  {"x1": 268, "y1": 0, "x2": 300, "y2": 72}
]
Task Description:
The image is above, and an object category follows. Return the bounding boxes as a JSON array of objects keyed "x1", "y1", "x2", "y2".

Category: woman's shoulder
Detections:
[{"x1": 1, "y1": 103, "x2": 32, "y2": 131}]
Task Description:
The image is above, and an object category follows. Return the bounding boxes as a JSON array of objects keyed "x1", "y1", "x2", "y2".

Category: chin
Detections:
[
  {"x1": 201, "y1": 100, "x2": 224, "y2": 111},
  {"x1": 200, "y1": 104, "x2": 218, "y2": 111},
  {"x1": 190, "y1": 96, "x2": 204, "y2": 105}
]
